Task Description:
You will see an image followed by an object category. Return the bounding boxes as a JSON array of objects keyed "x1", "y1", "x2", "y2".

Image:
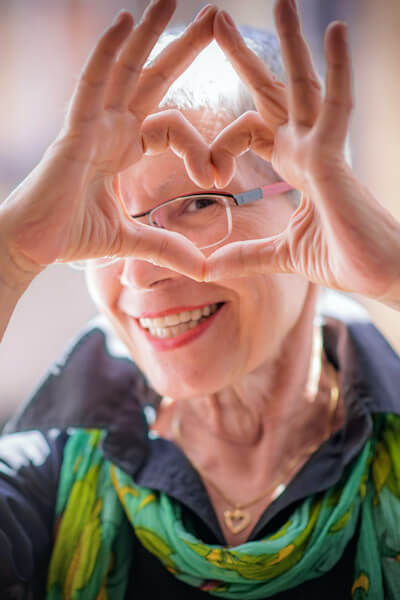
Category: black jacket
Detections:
[{"x1": 1, "y1": 292, "x2": 399, "y2": 599}]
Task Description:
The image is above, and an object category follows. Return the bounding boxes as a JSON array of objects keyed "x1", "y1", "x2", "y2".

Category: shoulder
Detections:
[
  {"x1": 0, "y1": 428, "x2": 70, "y2": 592},
  {"x1": 320, "y1": 291, "x2": 400, "y2": 416},
  {"x1": 3, "y1": 315, "x2": 159, "y2": 435}
]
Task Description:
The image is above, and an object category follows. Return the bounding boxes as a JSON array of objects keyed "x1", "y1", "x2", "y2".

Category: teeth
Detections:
[
  {"x1": 139, "y1": 303, "x2": 220, "y2": 338},
  {"x1": 164, "y1": 313, "x2": 181, "y2": 326}
]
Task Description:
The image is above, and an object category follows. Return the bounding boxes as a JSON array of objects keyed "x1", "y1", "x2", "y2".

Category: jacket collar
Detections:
[{"x1": 4, "y1": 291, "x2": 400, "y2": 475}]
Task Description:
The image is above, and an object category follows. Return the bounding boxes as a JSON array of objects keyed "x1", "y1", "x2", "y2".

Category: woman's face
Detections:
[{"x1": 85, "y1": 113, "x2": 310, "y2": 400}]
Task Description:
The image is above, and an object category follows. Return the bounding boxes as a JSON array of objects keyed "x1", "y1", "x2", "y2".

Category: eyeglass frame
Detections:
[
  {"x1": 129, "y1": 181, "x2": 295, "y2": 250},
  {"x1": 82, "y1": 180, "x2": 295, "y2": 269}
]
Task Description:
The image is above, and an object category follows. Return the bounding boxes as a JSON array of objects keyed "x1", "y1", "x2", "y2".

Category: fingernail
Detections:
[
  {"x1": 112, "y1": 9, "x2": 126, "y2": 25},
  {"x1": 195, "y1": 4, "x2": 212, "y2": 21},
  {"x1": 221, "y1": 10, "x2": 235, "y2": 28}
]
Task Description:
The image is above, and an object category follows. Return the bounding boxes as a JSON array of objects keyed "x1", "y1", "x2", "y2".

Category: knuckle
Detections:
[
  {"x1": 139, "y1": 15, "x2": 165, "y2": 40},
  {"x1": 290, "y1": 74, "x2": 321, "y2": 90},
  {"x1": 80, "y1": 75, "x2": 104, "y2": 91},
  {"x1": 324, "y1": 97, "x2": 353, "y2": 112},
  {"x1": 167, "y1": 109, "x2": 185, "y2": 126},
  {"x1": 117, "y1": 60, "x2": 140, "y2": 77},
  {"x1": 143, "y1": 66, "x2": 169, "y2": 88},
  {"x1": 240, "y1": 110, "x2": 260, "y2": 125}
]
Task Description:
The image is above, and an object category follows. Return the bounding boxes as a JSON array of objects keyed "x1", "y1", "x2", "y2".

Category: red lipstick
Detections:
[
  {"x1": 137, "y1": 303, "x2": 218, "y2": 319},
  {"x1": 134, "y1": 303, "x2": 224, "y2": 351}
]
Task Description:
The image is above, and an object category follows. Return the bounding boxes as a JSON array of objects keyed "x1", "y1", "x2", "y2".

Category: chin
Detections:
[{"x1": 140, "y1": 360, "x2": 236, "y2": 400}]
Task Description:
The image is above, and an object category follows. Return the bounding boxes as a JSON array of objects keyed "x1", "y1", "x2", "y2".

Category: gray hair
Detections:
[{"x1": 147, "y1": 25, "x2": 301, "y2": 205}]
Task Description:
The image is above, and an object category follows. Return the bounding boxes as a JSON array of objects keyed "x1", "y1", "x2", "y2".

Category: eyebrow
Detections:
[
  {"x1": 135, "y1": 155, "x2": 279, "y2": 204},
  {"x1": 149, "y1": 174, "x2": 191, "y2": 198}
]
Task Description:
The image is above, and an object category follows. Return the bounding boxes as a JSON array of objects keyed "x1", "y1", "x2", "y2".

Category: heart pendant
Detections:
[{"x1": 224, "y1": 508, "x2": 251, "y2": 534}]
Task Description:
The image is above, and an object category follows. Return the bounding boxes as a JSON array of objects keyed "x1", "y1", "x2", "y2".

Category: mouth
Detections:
[{"x1": 137, "y1": 302, "x2": 225, "y2": 339}]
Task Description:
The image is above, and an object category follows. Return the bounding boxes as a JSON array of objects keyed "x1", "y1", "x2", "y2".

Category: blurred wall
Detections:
[
  {"x1": 1, "y1": 0, "x2": 399, "y2": 420},
  {"x1": 350, "y1": 0, "x2": 400, "y2": 353}
]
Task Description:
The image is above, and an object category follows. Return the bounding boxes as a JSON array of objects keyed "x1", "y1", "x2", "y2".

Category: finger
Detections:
[
  {"x1": 119, "y1": 219, "x2": 206, "y2": 281},
  {"x1": 210, "y1": 111, "x2": 274, "y2": 187},
  {"x1": 128, "y1": 6, "x2": 217, "y2": 119},
  {"x1": 274, "y1": 0, "x2": 322, "y2": 126},
  {"x1": 203, "y1": 233, "x2": 292, "y2": 281},
  {"x1": 140, "y1": 110, "x2": 214, "y2": 187},
  {"x1": 315, "y1": 22, "x2": 353, "y2": 148},
  {"x1": 67, "y1": 12, "x2": 134, "y2": 124},
  {"x1": 105, "y1": 0, "x2": 177, "y2": 109},
  {"x1": 214, "y1": 10, "x2": 288, "y2": 131}
]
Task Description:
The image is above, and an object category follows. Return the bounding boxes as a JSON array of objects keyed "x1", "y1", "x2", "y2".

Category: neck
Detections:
[
  {"x1": 153, "y1": 287, "x2": 342, "y2": 477},
  {"x1": 172, "y1": 325, "x2": 317, "y2": 448}
]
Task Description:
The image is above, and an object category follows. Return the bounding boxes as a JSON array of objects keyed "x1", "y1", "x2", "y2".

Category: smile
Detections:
[{"x1": 138, "y1": 303, "x2": 221, "y2": 339}]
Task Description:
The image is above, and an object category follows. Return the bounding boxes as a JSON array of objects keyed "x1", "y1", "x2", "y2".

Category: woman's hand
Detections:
[
  {"x1": 207, "y1": 0, "x2": 400, "y2": 309},
  {"x1": 0, "y1": 0, "x2": 216, "y2": 289}
]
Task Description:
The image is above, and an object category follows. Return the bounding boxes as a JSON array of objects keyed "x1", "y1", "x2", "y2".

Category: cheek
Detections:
[
  {"x1": 85, "y1": 264, "x2": 122, "y2": 313},
  {"x1": 221, "y1": 272, "x2": 309, "y2": 367},
  {"x1": 230, "y1": 200, "x2": 295, "y2": 241}
]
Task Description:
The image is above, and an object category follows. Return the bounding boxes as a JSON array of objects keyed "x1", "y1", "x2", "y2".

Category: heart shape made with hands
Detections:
[
  {"x1": 129, "y1": 2, "x2": 378, "y2": 302},
  {"x1": 134, "y1": 3, "x2": 382, "y2": 303},
  {"x1": 132, "y1": 3, "x2": 309, "y2": 285},
  {"x1": 137, "y1": 94, "x2": 292, "y2": 286}
]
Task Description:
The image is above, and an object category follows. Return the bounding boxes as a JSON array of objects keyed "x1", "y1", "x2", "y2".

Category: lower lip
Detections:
[{"x1": 135, "y1": 304, "x2": 225, "y2": 351}]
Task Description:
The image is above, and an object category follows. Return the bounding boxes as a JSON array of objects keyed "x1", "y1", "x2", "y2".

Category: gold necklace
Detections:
[{"x1": 171, "y1": 330, "x2": 340, "y2": 536}]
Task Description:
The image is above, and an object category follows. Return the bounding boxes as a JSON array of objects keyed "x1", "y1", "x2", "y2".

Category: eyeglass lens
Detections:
[{"x1": 149, "y1": 195, "x2": 231, "y2": 249}]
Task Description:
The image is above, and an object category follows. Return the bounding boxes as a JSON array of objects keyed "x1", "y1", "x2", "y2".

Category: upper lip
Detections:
[{"x1": 126, "y1": 302, "x2": 223, "y2": 319}]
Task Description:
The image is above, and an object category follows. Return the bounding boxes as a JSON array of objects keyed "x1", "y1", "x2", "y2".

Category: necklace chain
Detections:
[
  {"x1": 171, "y1": 327, "x2": 340, "y2": 534},
  {"x1": 173, "y1": 363, "x2": 339, "y2": 508}
]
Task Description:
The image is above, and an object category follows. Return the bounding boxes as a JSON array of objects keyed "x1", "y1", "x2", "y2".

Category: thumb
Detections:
[
  {"x1": 204, "y1": 234, "x2": 292, "y2": 281},
  {"x1": 119, "y1": 219, "x2": 206, "y2": 282}
]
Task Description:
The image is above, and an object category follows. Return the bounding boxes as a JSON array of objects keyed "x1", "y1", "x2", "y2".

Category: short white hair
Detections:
[
  {"x1": 148, "y1": 26, "x2": 286, "y2": 117},
  {"x1": 147, "y1": 26, "x2": 301, "y2": 205}
]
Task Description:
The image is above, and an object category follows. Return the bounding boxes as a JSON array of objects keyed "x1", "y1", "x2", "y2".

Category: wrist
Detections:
[
  {"x1": 306, "y1": 158, "x2": 353, "y2": 191},
  {"x1": 0, "y1": 213, "x2": 43, "y2": 294}
]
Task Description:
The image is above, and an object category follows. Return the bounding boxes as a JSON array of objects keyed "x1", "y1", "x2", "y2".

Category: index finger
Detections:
[
  {"x1": 274, "y1": 0, "x2": 322, "y2": 126},
  {"x1": 129, "y1": 5, "x2": 218, "y2": 120},
  {"x1": 67, "y1": 12, "x2": 134, "y2": 124},
  {"x1": 213, "y1": 10, "x2": 288, "y2": 131},
  {"x1": 105, "y1": 0, "x2": 177, "y2": 110}
]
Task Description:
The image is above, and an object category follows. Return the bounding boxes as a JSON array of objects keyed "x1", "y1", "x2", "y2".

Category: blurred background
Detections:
[{"x1": 0, "y1": 0, "x2": 399, "y2": 420}]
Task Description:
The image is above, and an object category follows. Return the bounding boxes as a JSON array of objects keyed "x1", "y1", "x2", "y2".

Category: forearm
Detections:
[
  {"x1": 0, "y1": 264, "x2": 35, "y2": 343},
  {"x1": 0, "y1": 217, "x2": 39, "y2": 342}
]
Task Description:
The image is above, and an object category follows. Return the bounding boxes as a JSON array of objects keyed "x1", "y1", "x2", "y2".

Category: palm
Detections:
[
  {"x1": 41, "y1": 111, "x2": 144, "y2": 263},
  {"x1": 22, "y1": 128, "x2": 136, "y2": 266},
  {"x1": 269, "y1": 120, "x2": 399, "y2": 299},
  {"x1": 278, "y1": 190, "x2": 394, "y2": 299}
]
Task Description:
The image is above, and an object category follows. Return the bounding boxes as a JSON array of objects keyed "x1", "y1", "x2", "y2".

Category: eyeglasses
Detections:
[{"x1": 94, "y1": 181, "x2": 294, "y2": 268}]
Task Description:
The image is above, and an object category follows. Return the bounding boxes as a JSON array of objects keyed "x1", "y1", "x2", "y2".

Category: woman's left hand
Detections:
[{"x1": 206, "y1": 0, "x2": 400, "y2": 309}]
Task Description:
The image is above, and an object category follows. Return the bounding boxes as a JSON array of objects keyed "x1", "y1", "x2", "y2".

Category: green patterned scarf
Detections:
[{"x1": 47, "y1": 414, "x2": 400, "y2": 599}]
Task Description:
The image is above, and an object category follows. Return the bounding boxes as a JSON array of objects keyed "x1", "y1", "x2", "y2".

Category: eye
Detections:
[{"x1": 185, "y1": 196, "x2": 218, "y2": 213}]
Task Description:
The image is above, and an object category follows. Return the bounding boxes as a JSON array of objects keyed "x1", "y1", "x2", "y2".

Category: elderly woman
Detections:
[{"x1": 1, "y1": 0, "x2": 400, "y2": 597}]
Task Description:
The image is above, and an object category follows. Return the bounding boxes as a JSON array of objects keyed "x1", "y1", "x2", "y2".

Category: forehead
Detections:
[{"x1": 119, "y1": 109, "x2": 278, "y2": 211}]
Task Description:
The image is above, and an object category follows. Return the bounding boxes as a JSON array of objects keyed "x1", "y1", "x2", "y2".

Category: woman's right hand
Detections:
[{"x1": 0, "y1": 0, "x2": 215, "y2": 289}]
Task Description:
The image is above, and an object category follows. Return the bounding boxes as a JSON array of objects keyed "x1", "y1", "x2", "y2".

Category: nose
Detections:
[{"x1": 119, "y1": 258, "x2": 180, "y2": 289}]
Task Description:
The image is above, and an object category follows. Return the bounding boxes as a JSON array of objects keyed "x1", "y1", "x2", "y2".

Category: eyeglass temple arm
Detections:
[{"x1": 232, "y1": 182, "x2": 294, "y2": 206}]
